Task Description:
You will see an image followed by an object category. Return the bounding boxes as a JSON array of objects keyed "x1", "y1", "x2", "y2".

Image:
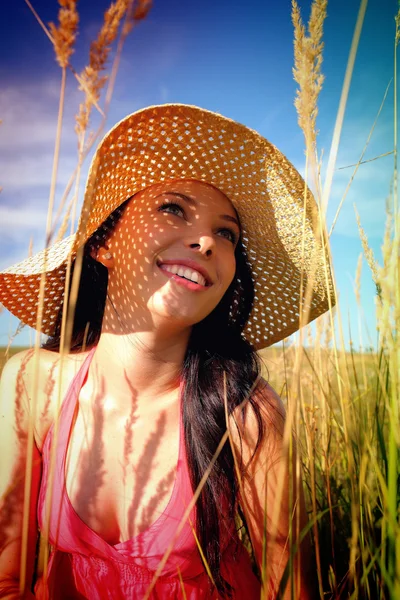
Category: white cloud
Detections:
[
  {"x1": 0, "y1": 204, "x2": 48, "y2": 231},
  {"x1": 1, "y1": 151, "x2": 83, "y2": 190},
  {"x1": 0, "y1": 80, "x2": 79, "y2": 150},
  {"x1": 0, "y1": 78, "x2": 86, "y2": 198}
]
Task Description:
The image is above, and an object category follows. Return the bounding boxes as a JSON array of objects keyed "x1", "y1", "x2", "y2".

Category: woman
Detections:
[{"x1": 0, "y1": 104, "x2": 334, "y2": 599}]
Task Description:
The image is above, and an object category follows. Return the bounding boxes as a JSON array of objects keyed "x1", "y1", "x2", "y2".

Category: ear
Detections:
[{"x1": 92, "y1": 246, "x2": 115, "y2": 269}]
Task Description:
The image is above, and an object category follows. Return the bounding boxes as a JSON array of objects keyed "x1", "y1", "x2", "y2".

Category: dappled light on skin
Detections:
[
  {"x1": 127, "y1": 411, "x2": 167, "y2": 540},
  {"x1": 99, "y1": 179, "x2": 240, "y2": 339},
  {"x1": 41, "y1": 359, "x2": 58, "y2": 428},
  {"x1": 0, "y1": 352, "x2": 32, "y2": 558},
  {"x1": 0, "y1": 457, "x2": 25, "y2": 559},
  {"x1": 1, "y1": 178, "x2": 277, "y2": 598},
  {"x1": 0, "y1": 345, "x2": 189, "y2": 580},
  {"x1": 122, "y1": 372, "x2": 140, "y2": 487},
  {"x1": 14, "y1": 350, "x2": 34, "y2": 442},
  {"x1": 0, "y1": 351, "x2": 43, "y2": 592},
  {"x1": 68, "y1": 365, "x2": 107, "y2": 533},
  {"x1": 49, "y1": 180, "x2": 242, "y2": 545},
  {"x1": 61, "y1": 360, "x2": 183, "y2": 547}
]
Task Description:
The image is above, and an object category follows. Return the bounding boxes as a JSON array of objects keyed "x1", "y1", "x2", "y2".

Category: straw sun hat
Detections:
[{"x1": 0, "y1": 104, "x2": 335, "y2": 349}]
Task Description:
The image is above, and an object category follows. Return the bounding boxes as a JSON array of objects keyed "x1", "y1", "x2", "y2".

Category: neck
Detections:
[{"x1": 90, "y1": 328, "x2": 190, "y2": 406}]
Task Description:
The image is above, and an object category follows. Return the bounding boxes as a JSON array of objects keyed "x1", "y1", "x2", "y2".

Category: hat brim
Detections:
[{"x1": 0, "y1": 104, "x2": 336, "y2": 349}]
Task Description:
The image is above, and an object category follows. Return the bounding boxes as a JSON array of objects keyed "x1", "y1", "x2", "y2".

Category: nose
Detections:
[{"x1": 185, "y1": 233, "x2": 215, "y2": 257}]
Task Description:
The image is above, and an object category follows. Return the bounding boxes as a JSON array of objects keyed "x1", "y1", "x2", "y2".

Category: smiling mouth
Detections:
[{"x1": 156, "y1": 261, "x2": 211, "y2": 288}]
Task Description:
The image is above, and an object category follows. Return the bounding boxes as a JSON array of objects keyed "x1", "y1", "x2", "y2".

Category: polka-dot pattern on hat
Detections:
[{"x1": 0, "y1": 104, "x2": 335, "y2": 349}]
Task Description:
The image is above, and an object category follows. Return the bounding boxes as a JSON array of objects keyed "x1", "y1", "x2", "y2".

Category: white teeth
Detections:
[
  {"x1": 160, "y1": 264, "x2": 207, "y2": 286},
  {"x1": 183, "y1": 267, "x2": 194, "y2": 281},
  {"x1": 190, "y1": 271, "x2": 199, "y2": 284},
  {"x1": 167, "y1": 265, "x2": 179, "y2": 275}
]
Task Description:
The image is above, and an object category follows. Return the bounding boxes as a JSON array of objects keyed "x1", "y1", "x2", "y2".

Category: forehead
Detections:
[{"x1": 136, "y1": 179, "x2": 237, "y2": 216}]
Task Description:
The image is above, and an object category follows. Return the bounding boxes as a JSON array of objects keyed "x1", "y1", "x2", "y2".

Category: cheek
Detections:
[{"x1": 221, "y1": 255, "x2": 237, "y2": 292}]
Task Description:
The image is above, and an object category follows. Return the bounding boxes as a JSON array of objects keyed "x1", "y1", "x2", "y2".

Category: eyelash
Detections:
[{"x1": 157, "y1": 201, "x2": 238, "y2": 245}]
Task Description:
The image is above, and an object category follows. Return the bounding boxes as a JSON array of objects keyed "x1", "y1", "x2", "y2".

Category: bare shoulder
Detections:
[
  {"x1": 229, "y1": 377, "x2": 287, "y2": 470},
  {"x1": 1, "y1": 347, "x2": 88, "y2": 450},
  {"x1": 230, "y1": 377, "x2": 286, "y2": 439}
]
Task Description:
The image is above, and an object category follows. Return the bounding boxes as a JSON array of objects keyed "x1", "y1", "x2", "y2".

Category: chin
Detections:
[
  {"x1": 148, "y1": 297, "x2": 213, "y2": 330},
  {"x1": 149, "y1": 301, "x2": 194, "y2": 326}
]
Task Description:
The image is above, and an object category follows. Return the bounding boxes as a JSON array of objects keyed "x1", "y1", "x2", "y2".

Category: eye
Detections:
[
  {"x1": 157, "y1": 202, "x2": 185, "y2": 218},
  {"x1": 217, "y1": 228, "x2": 238, "y2": 245}
]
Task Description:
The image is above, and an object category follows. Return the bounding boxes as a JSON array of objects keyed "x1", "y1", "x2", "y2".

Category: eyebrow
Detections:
[{"x1": 155, "y1": 191, "x2": 241, "y2": 229}]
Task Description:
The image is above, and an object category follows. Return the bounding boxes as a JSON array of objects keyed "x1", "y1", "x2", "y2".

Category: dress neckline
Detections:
[{"x1": 57, "y1": 346, "x2": 185, "y2": 549}]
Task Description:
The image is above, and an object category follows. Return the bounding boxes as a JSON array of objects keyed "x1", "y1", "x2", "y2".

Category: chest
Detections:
[{"x1": 64, "y1": 393, "x2": 182, "y2": 545}]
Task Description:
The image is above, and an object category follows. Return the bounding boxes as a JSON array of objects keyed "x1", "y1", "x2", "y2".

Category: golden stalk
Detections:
[
  {"x1": 142, "y1": 376, "x2": 261, "y2": 600},
  {"x1": 19, "y1": 1, "x2": 80, "y2": 588},
  {"x1": 336, "y1": 150, "x2": 394, "y2": 171},
  {"x1": 330, "y1": 79, "x2": 393, "y2": 237},
  {"x1": 354, "y1": 208, "x2": 380, "y2": 291},
  {"x1": 49, "y1": 0, "x2": 79, "y2": 69},
  {"x1": 39, "y1": 0, "x2": 152, "y2": 582},
  {"x1": 20, "y1": 3, "x2": 79, "y2": 588},
  {"x1": 75, "y1": 0, "x2": 132, "y2": 138},
  {"x1": 291, "y1": 4, "x2": 330, "y2": 590},
  {"x1": 24, "y1": 0, "x2": 55, "y2": 44},
  {"x1": 321, "y1": 0, "x2": 368, "y2": 215}
]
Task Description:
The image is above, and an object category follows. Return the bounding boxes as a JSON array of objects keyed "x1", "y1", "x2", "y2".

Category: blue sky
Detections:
[{"x1": 0, "y1": 0, "x2": 396, "y2": 349}]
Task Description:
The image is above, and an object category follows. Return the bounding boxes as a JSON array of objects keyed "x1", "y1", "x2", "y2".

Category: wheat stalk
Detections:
[
  {"x1": 39, "y1": 0, "x2": 153, "y2": 584},
  {"x1": 292, "y1": 0, "x2": 326, "y2": 164},
  {"x1": 75, "y1": 0, "x2": 131, "y2": 138},
  {"x1": 330, "y1": 79, "x2": 393, "y2": 237},
  {"x1": 291, "y1": 4, "x2": 329, "y2": 591},
  {"x1": 19, "y1": 1, "x2": 80, "y2": 591},
  {"x1": 49, "y1": 0, "x2": 79, "y2": 69}
]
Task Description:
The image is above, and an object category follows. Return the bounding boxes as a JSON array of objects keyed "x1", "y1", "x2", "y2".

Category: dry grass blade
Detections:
[
  {"x1": 321, "y1": 0, "x2": 368, "y2": 215},
  {"x1": 330, "y1": 79, "x2": 393, "y2": 237},
  {"x1": 49, "y1": 0, "x2": 79, "y2": 69},
  {"x1": 176, "y1": 564, "x2": 188, "y2": 600},
  {"x1": 75, "y1": 0, "x2": 132, "y2": 137},
  {"x1": 354, "y1": 207, "x2": 380, "y2": 296},
  {"x1": 291, "y1": 15, "x2": 331, "y2": 590},
  {"x1": 19, "y1": 3, "x2": 80, "y2": 589},
  {"x1": 132, "y1": 0, "x2": 152, "y2": 21},
  {"x1": 188, "y1": 517, "x2": 217, "y2": 588},
  {"x1": 354, "y1": 254, "x2": 362, "y2": 305},
  {"x1": 141, "y1": 376, "x2": 261, "y2": 600},
  {"x1": 292, "y1": 0, "x2": 326, "y2": 160},
  {"x1": 290, "y1": 2, "x2": 373, "y2": 597},
  {"x1": 55, "y1": 1, "x2": 153, "y2": 242},
  {"x1": 336, "y1": 150, "x2": 394, "y2": 171},
  {"x1": 291, "y1": 0, "x2": 330, "y2": 361},
  {"x1": 19, "y1": 0, "x2": 152, "y2": 586},
  {"x1": 141, "y1": 428, "x2": 230, "y2": 600},
  {"x1": 24, "y1": 0, "x2": 55, "y2": 44}
]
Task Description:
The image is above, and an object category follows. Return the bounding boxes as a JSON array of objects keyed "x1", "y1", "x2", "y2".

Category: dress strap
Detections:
[
  {"x1": 53, "y1": 347, "x2": 97, "y2": 466},
  {"x1": 37, "y1": 346, "x2": 97, "y2": 543},
  {"x1": 61, "y1": 347, "x2": 96, "y2": 413}
]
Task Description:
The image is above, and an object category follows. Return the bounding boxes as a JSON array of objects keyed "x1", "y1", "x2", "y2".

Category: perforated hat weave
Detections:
[{"x1": 0, "y1": 104, "x2": 335, "y2": 349}]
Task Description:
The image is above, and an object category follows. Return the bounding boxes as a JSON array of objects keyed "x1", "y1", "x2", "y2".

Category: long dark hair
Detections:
[{"x1": 43, "y1": 200, "x2": 266, "y2": 598}]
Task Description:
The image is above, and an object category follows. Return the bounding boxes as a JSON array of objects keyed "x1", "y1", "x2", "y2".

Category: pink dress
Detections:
[{"x1": 34, "y1": 350, "x2": 262, "y2": 599}]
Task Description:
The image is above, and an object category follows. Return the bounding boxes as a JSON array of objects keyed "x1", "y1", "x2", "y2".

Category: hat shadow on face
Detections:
[{"x1": 84, "y1": 180, "x2": 245, "y2": 340}]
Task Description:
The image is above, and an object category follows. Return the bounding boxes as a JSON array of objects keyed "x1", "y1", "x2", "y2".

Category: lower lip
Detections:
[{"x1": 157, "y1": 265, "x2": 209, "y2": 292}]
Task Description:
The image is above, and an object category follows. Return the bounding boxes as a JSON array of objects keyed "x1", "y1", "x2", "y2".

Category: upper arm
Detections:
[
  {"x1": 0, "y1": 350, "x2": 42, "y2": 593},
  {"x1": 229, "y1": 379, "x2": 316, "y2": 599}
]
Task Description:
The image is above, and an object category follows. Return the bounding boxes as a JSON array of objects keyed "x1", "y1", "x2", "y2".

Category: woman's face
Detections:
[{"x1": 105, "y1": 180, "x2": 240, "y2": 333}]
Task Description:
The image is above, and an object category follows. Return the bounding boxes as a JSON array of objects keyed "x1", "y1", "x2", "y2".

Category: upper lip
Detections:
[{"x1": 156, "y1": 258, "x2": 213, "y2": 286}]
